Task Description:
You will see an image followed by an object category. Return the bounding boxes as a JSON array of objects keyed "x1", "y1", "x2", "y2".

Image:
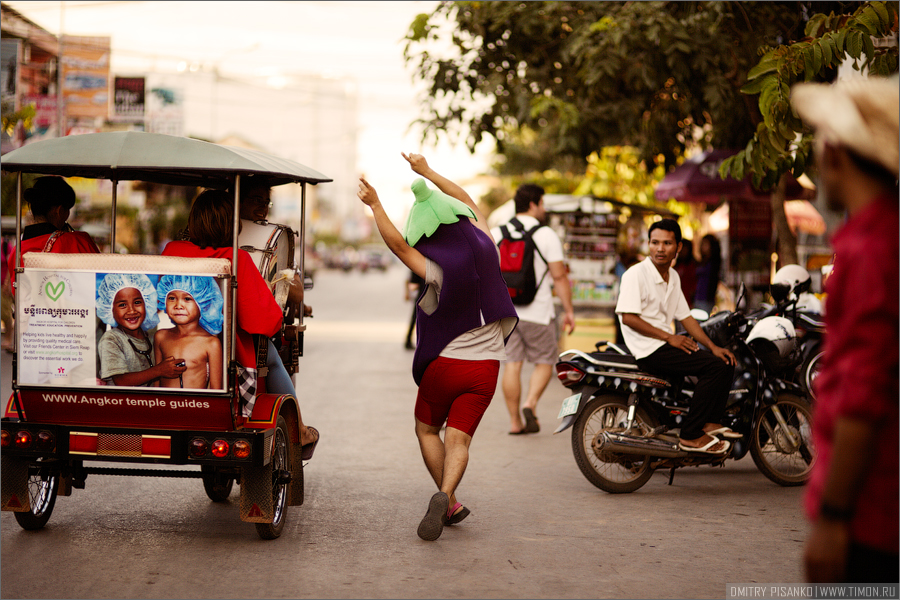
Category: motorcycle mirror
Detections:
[
  {"x1": 736, "y1": 283, "x2": 746, "y2": 309},
  {"x1": 690, "y1": 308, "x2": 710, "y2": 322},
  {"x1": 770, "y1": 283, "x2": 791, "y2": 303}
]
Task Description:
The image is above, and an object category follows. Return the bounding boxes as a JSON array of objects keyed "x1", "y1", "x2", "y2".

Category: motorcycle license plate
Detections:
[{"x1": 558, "y1": 393, "x2": 582, "y2": 419}]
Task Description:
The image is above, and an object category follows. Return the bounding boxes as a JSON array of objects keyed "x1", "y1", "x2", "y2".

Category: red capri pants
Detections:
[{"x1": 415, "y1": 357, "x2": 500, "y2": 437}]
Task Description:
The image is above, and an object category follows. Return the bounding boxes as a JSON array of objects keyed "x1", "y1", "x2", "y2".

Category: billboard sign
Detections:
[
  {"x1": 112, "y1": 76, "x2": 145, "y2": 120},
  {"x1": 60, "y1": 35, "x2": 110, "y2": 120}
]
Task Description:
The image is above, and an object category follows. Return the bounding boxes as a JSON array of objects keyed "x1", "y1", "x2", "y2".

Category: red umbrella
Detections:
[{"x1": 655, "y1": 149, "x2": 810, "y2": 204}]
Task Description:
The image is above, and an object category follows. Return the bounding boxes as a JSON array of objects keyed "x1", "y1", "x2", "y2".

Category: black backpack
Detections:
[{"x1": 497, "y1": 217, "x2": 548, "y2": 306}]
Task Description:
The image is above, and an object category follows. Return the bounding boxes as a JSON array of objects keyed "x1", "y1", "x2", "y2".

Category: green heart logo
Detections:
[{"x1": 45, "y1": 281, "x2": 65, "y2": 301}]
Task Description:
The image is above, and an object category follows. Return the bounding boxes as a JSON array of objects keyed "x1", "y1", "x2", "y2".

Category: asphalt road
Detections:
[{"x1": 1, "y1": 265, "x2": 811, "y2": 599}]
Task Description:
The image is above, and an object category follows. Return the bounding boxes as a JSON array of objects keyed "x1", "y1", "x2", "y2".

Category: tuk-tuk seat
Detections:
[{"x1": 22, "y1": 252, "x2": 231, "y2": 276}]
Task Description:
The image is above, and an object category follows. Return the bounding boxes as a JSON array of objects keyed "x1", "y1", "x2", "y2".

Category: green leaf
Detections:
[
  {"x1": 792, "y1": 151, "x2": 806, "y2": 178},
  {"x1": 847, "y1": 30, "x2": 863, "y2": 59},
  {"x1": 834, "y1": 29, "x2": 847, "y2": 53},
  {"x1": 857, "y1": 9, "x2": 882, "y2": 36},
  {"x1": 820, "y1": 37, "x2": 833, "y2": 66},
  {"x1": 805, "y1": 13, "x2": 827, "y2": 37},
  {"x1": 747, "y1": 54, "x2": 779, "y2": 80},
  {"x1": 741, "y1": 76, "x2": 769, "y2": 96},
  {"x1": 862, "y1": 35, "x2": 876, "y2": 66},
  {"x1": 872, "y1": 2, "x2": 891, "y2": 29},
  {"x1": 803, "y1": 47, "x2": 816, "y2": 81},
  {"x1": 812, "y1": 44, "x2": 824, "y2": 75}
]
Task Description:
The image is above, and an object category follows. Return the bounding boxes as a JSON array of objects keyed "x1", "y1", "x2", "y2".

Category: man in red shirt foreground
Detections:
[{"x1": 792, "y1": 75, "x2": 899, "y2": 583}]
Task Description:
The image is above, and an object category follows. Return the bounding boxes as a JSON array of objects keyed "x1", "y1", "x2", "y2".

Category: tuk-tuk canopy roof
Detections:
[{"x1": 1, "y1": 131, "x2": 332, "y2": 188}]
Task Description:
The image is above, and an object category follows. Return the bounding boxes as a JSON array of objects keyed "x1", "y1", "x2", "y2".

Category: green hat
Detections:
[{"x1": 402, "y1": 178, "x2": 476, "y2": 247}]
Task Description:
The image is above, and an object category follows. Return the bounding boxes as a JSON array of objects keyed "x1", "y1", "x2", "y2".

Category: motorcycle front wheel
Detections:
[
  {"x1": 750, "y1": 393, "x2": 815, "y2": 486},
  {"x1": 800, "y1": 349, "x2": 824, "y2": 402},
  {"x1": 571, "y1": 394, "x2": 659, "y2": 494}
]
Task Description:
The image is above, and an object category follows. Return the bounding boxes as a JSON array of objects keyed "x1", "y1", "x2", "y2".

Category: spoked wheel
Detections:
[
  {"x1": 571, "y1": 394, "x2": 659, "y2": 494},
  {"x1": 201, "y1": 465, "x2": 234, "y2": 502},
  {"x1": 255, "y1": 416, "x2": 290, "y2": 540},
  {"x1": 750, "y1": 394, "x2": 815, "y2": 486},
  {"x1": 14, "y1": 465, "x2": 59, "y2": 530},
  {"x1": 801, "y1": 349, "x2": 824, "y2": 402}
]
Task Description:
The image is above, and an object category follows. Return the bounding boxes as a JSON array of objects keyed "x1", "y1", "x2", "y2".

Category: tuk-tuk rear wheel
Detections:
[
  {"x1": 14, "y1": 467, "x2": 59, "y2": 530},
  {"x1": 255, "y1": 415, "x2": 290, "y2": 539}
]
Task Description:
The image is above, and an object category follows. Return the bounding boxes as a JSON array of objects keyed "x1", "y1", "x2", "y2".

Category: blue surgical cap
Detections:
[
  {"x1": 156, "y1": 275, "x2": 224, "y2": 336},
  {"x1": 95, "y1": 273, "x2": 160, "y2": 331}
]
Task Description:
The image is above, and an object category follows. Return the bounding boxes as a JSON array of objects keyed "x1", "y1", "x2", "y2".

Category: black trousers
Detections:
[{"x1": 636, "y1": 345, "x2": 734, "y2": 439}]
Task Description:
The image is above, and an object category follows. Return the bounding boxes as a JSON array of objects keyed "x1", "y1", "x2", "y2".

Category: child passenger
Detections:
[
  {"x1": 154, "y1": 275, "x2": 224, "y2": 389},
  {"x1": 96, "y1": 273, "x2": 186, "y2": 386}
]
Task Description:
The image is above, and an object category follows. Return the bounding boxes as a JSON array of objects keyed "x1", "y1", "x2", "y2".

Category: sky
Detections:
[{"x1": 6, "y1": 0, "x2": 496, "y2": 221}]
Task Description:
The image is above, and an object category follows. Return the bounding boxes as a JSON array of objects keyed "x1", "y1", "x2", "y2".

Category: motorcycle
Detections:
[
  {"x1": 757, "y1": 265, "x2": 826, "y2": 402},
  {"x1": 554, "y1": 284, "x2": 816, "y2": 494}
]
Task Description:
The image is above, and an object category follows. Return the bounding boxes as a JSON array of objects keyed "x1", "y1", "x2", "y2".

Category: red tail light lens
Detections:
[
  {"x1": 15, "y1": 430, "x2": 32, "y2": 448},
  {"x1": 555, "y1": 364, "x2": 586, "y2": 385},
  {"x1": 36, "y1": 431, "x2": 55, "y2": 451},
  {"x1": 1, "y1": 430, "x2": 10, "y2": 448},
  {"x1": 233, "y1": 439, "x2": 251, "y2": 459},
  {"x1": 211, "y1": 439, "x2": 230, "y2": 458},
  {"x1": 189, "y1": 438, "x2": 209, "y2": 457}
]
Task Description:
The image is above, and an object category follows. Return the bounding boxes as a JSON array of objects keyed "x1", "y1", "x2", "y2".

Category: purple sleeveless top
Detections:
[{"x1": 412, "y1": 219, "x2": 518, "y2": 385}]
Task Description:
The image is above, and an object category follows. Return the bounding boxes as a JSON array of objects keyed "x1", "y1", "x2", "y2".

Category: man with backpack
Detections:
[{"x1": 491, "y1": 184, "x2": 575, "y2": 435}]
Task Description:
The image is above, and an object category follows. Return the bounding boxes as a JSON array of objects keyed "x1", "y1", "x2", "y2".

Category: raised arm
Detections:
[
  {"x1": 357, "y1": 177, "x2": 427, "y2": 279},
  {"x1": 401, "y1": 152, "x2": 494, "y2": 243}
]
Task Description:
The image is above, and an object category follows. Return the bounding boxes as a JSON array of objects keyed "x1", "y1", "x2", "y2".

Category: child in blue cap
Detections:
[
  {"x1": 96, "y1": 273, "x2": 186, "y2": 386},
  {"x1": 154, "y1": 275, "x2": 224, "y2": 390}
]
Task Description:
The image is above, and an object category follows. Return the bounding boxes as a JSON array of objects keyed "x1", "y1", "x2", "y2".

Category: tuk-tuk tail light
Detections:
[
  {"x1": 189, "y1": 438, "x2": 209, "y2": 457},
  {"x1": 233, "y1": 439, "x2": 251, "y2": 459},
  {"x1": 211, "y1": 439, "x2": 230, "y2": 458},
  {"x1": 14, "y1": 430, "x2": 32, "y2": 449},
  {"x1": 36, "y1": 431, "x2": 55, "y2": 451}
]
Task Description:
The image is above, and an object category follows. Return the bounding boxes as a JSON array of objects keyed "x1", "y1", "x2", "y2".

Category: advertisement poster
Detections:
[
  {"x1": 60, "y1": 35, "x2": 111, "y2": 120},
  {"x1": 17, "y1": 270, "x2": 228, "y2": 393},
  {"x1": 112, "y1": 76, "x2": 145, "y2": 120}
]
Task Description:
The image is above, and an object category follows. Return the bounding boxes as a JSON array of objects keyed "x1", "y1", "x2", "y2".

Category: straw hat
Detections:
[{"x1": 791, "y1": 75, "x2": 899, "y2": 177}]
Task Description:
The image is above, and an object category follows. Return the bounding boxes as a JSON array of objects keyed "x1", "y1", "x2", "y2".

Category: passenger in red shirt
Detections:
[
  {"x1": 7, "y1": 177, "x2": 100, "y2": 283},
  {"x1": 792, "y1": 76, "x2": 899, "y2": 583},
  {"x1": 162, "y1": 189, "x2": 319, "y2": 457}
]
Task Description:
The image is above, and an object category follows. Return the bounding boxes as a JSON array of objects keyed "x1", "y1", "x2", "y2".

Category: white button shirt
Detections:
[{"x1": 615, "y1": 257, "x2": 692, "y2": 359}]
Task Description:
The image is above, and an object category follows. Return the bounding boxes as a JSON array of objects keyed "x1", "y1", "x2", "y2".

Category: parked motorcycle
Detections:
[
  {"x1": 768, "y1": 265, "x2": 825, "y2": 401},
  {"x1": 555, "y1": 284, "x2": 816, "y2": 494}
]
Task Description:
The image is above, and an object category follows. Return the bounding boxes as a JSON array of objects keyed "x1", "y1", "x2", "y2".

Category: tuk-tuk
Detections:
[{"x1": 0, "y1": 131, "x2": 331, "y2": 539}]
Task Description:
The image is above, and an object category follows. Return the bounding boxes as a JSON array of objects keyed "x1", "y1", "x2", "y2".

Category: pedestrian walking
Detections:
[
  {"x1": 792, "y1": 75, "x2": 899, "y2": 584},
  {"x1": 490, "y1": 184, "x2": 575, "y2": 435},
  {"x1": 357, "y1": 152, "x2": 517, "y2": 541}
]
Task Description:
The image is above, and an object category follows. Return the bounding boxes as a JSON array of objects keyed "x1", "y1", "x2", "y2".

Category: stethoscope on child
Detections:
[{"x1": 128, "y1": 338, "x2": 185, "y2": 387}]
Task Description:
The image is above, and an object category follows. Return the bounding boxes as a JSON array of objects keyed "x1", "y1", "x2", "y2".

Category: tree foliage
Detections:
[
  {"x1": 720, "y1": 1, "x2": 898, "y2": 188},
  {"x1": 403, "y1": 1, "x2": 862, "y2": 172}
]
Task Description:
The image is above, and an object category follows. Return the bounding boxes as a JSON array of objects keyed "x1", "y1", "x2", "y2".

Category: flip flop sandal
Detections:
[
  {"x1": 446, "y1": 502, "x2": 470, "y2": 525},
  {"x1": 417, "y1": 492, "x2": 449, "y2": 541},
  {"x1": 300, "y1": 426, "x2": 320, "y2": 461},
  {"x1": 679, "y1": 437, "x2": 731, "y2": 455},
  {"x1": 705, "y1": 426, "x2": 742, "y2": 439},
  {"x1": 522, "y1": 407, "x2": 540, "y2": 433}
]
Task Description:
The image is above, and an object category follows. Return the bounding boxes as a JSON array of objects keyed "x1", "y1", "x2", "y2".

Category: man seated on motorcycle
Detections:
[{"x1": 615, "y1": 219, "x2": 738, "y2": 455}]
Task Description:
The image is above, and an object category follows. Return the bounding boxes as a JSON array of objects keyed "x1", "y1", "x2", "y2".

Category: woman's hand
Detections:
[
  {"x1": 401, "y1": 152, "x2": 429, "y2": 176},
  {"x1": 358, "y1": 177, "x2": 381, "y2": 208}
]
